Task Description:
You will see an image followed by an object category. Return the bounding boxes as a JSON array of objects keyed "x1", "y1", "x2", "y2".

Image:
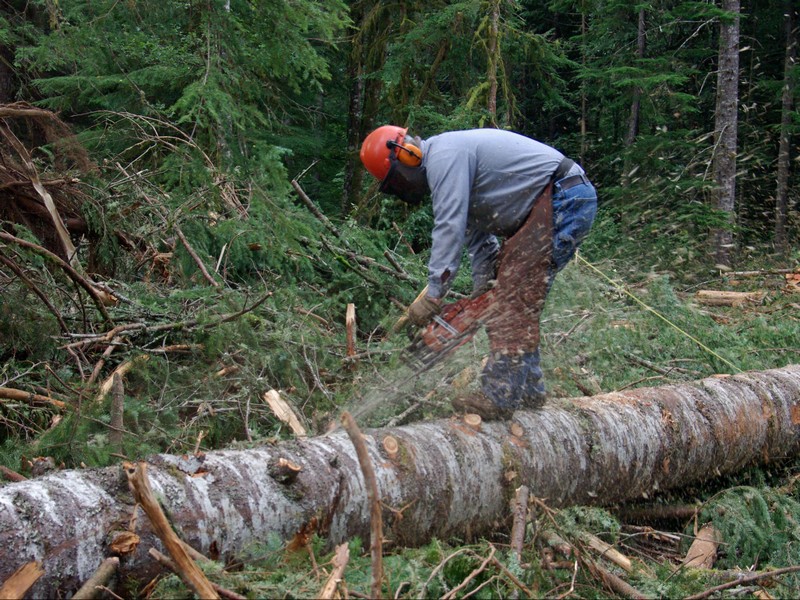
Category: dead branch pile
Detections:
[{"x1": 0, "y1": 102, "x2": 94, "y2": 260}]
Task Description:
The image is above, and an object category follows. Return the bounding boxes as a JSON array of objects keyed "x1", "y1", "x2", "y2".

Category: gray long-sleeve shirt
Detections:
[{"x1": 419, "y1": 129, "x2": 571, "y2": 298}]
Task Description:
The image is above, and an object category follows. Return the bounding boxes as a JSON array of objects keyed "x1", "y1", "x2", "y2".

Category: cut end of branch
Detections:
[
  {"x1": 269, "y1": 457, "x2": 303, "y2": 484},
  {"x1": 382, "y1": 435, "x2": 399, "y2": 460},
  {"x1": 463, "y1": 413, "x2": 482, "y2": 431},
  {"x1": 262, "y1": 390, "x2": 307, "y2": 437}
]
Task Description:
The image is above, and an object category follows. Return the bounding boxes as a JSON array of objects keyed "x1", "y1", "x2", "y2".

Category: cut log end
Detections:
[{"x1": 463, "y1": 413, "x2": 482, "y2": 431}]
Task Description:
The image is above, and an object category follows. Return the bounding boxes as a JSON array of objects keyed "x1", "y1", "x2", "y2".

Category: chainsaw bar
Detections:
[
  {"x1": 399, "y1": 288, "x2": 497, "y2": 379},
  {"x1": 402, "y1": 319, "x2": 482, "y2": 372}
]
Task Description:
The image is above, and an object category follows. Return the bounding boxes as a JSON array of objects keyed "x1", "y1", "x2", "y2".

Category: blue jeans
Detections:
[
  {"x1": 551, "y1": 179, "x2": 598, "y2": 275},
  {"x1": 481, "y1": 179, "x2": 597, "y2": 409}
]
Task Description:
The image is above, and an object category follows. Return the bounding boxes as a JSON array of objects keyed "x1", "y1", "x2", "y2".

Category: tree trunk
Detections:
[
  {"x1": 775, "y1": 1, "x2": 797, "y2": 254},
  {"x1": 623, "y1": 7, "x2": 646, "y2": 149},
  {"x1": 486, "y1": 0, "x2": 500, "y2": 126},
  {"x1": 342, "y1": 1, "x2": 366, "y2": 215},
  {"x1": 712, "y1": 0, "x2": 741, "y2": 267},
  {"x1": 0, "y1": 4, "x2": 18, "y2": 104},
  {"x1": 580, "y1": 3, "x2": 588, "y2": 162},
  {"x1": 3, "y1": 365, "x2": 800, "y2": 596},
  {"x1": 622, "y1": 7, "x2": 646, "y2": 188}
]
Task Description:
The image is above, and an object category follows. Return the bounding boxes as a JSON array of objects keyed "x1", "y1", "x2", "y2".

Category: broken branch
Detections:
[
  {"x1": 317, "y1": 543, "x2": 350, "y2": 600},
  {"x1": 0, "y1": 253, "x2": 69, "y2": 333},
  {"x1": 580, "y1": 531, "x2": 633, "y2": 572},
  {"x1": 682, "y1": 524, "x2": 722, "y2": 569},
  {"x1": 94, "y1": 356, "x2": 149, "y2": 406},
  {"x1": 0, "y1": 387, "x2": 66, "y2": 410},
  {"x1": 174, "y1": 224, "x2": 221, "y2": 288},
  {"x1": 148, "y1": 549, "x2": 245, "y2": 600},
  {"x1": 510, "y1": 485, "x2": 530, "y2": 561},
  {"x1": 346, "y1": 303, "x2": 357, "y2": 363},
  {"x1": 0, "y1": 231, "x2": 114, "y2": 326},
  {"x1": 684, "y1": 565, "x2": 800, "y2": 600},
  {"x1": 125, "y1": 462, "x2": 219, "y2": 599},
  {"x1": 0, "y1": 465, "x2": 27, "y2": 482},
  {"x1": 442, "y1": 546, "x2": 496, "y2": 600},
  {"x1": 694, "y1": 290, "x2": 766, "y2": 307},
  {"x1": 110, "y1": 374, "x2": 125, "y2": 452},
  {"x1": 0, "y1": 561, "x2": 44, "y2": 600},
  {"x1": 263, "y1": 390, "x2": 307, "y2": 437},
  {"x1": 0, "y1": 120, "x2": 78, "y2": 267},
  {"x1": 291, "y1": 179, "x2": 343, "y2": 240},
  {"x1": 341, "y1": 411, "x2": 383, "y2": 599},
  {"x1": 71, "y1": 557, "x2": 119, "y2": 600}
]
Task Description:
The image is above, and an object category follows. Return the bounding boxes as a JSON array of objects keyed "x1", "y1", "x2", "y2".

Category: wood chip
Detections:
[
  {"x1": 683, "y1": 524, "x2": 722, "y2": 569},
  {"x1": 0, "y1": 561, "x2": 44, "y2": 600},
  {"x1": 262, "y1": 390, "x2": 307, "y2": 437}
]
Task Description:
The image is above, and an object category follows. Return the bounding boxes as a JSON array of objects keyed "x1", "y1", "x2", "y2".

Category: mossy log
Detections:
[{"x1": 2, "y1": 365, "x2": 800, "y2": 596}]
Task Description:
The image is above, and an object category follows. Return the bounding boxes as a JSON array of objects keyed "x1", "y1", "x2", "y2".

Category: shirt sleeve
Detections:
[{"x1": 424, "y1": 149, "x2": 476, "y2": 298}]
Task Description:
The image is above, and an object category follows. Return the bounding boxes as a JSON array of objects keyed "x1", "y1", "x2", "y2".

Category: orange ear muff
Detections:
[{"x1": 396, "y1": 142, "x2": 422, "y2": 167}]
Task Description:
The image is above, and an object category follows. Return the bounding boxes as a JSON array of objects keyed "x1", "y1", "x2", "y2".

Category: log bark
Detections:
[{"x1": 2, "y1": 365, "x2": 800, "y2": 597}]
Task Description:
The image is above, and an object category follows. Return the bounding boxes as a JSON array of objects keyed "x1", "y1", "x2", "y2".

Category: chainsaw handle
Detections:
[{"x1": 391, "y1": 285, "x2": 430, "y2": 335}]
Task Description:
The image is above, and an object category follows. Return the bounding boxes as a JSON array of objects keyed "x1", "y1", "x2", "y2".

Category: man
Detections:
[{"x1": 360, "y1": 125, "x2": 597, "y2": 419}]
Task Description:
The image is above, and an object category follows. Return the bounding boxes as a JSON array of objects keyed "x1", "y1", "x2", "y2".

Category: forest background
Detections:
[{"x1": 1, "y1": 0, "x2": 799, "y2": 597}]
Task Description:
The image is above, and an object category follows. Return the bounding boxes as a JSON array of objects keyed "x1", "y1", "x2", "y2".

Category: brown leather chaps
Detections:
[{"x1": 485, "y1": 184, "x2": 554, "y2": 354}]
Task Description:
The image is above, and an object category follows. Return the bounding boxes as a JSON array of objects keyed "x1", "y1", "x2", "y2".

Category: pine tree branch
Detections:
[
  {"x1": 0, "y1": 253, "x2": 69, "y2": 333},
  {"x1": 0, "y1": 231, "x2": 114, "y2": 326}
]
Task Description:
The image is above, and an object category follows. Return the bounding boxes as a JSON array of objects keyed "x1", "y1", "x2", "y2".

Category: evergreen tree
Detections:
[
  {"x1": 773, "y1": 2, "x2": 797, "y2": 253},
  {"x1": 711, "y1": 0, "x2": 741, "y2": 267}
]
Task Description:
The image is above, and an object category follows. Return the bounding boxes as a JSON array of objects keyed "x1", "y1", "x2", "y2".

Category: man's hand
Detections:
[{"x1": 407, "y1": 294, "x2": 441, "y2": 327}]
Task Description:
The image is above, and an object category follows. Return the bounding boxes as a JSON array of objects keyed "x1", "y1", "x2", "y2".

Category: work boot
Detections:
[{"x1": 451, "y1": 393, "x2": 514, "y2": 421}]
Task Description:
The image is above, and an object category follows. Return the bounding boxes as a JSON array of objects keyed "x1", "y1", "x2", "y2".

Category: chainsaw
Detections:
[{"x1": 404, "y1": 287, "x2": 497, "y2": 370}]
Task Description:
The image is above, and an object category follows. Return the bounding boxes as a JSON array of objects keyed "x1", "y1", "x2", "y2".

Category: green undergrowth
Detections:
[{"x1": 540, "y1": 254, "x2": 800, "y2": 399}]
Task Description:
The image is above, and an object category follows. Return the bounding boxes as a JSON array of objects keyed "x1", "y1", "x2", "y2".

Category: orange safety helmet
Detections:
[{"x1": 360, "y1": 125, "x2": 422, "y2": 180}]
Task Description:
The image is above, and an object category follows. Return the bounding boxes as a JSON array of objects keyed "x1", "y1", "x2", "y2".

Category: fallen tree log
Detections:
[
  {"x1": 2, "y1": 365, "x2": 800, "y2": 596},
  {"x1": 694, "y1": 290, "x2": 767, "y2": 306}
]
